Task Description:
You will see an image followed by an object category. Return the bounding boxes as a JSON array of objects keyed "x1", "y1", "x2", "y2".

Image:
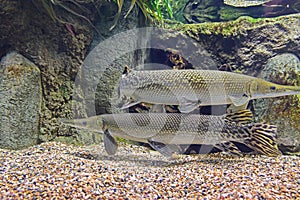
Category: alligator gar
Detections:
[
  {"x1": 119, "y1": 68, "x2": 300, "y2": 113},
  {"x1": 61, "y1": 110, "x2": 281, "y2": 157}
]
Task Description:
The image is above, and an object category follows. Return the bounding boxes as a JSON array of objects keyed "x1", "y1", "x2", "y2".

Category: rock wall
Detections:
[
  {"x1": 0, "y1": 0, "x2": 147, "y2": 147},
  {"x1": 0, "y1": 0, "x2": 96, "y2": 146},
  {"x1": 254, "y1": 53, "x2": 300, "y2": 154},
  {"x1": 0, "y1": 52, "x2": 41, "y2": 149},
  {"x1": 178, "y1": 15, "x2": 300, "y2": 75},
  {"x1": 75, "y1": 1, "x2": 148, "y2": 117}
]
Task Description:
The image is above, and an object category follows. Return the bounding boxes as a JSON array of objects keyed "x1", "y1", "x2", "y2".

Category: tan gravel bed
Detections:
[{"x1": 0, "y1": 142, "x2": 299, "y2": 199}]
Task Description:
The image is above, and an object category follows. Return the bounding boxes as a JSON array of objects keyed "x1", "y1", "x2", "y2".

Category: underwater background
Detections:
[{"x1": 0, "y1": 0, "x2": 299, "y2": 198}]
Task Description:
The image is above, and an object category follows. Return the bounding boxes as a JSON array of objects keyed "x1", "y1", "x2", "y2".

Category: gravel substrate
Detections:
[{"x1": 0, "y1": 142, "x2": 299, "y2": 199}]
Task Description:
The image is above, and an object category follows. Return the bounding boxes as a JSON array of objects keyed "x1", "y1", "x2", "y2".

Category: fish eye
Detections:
[
  {"x1": 82, "y1": 121, "x2": 87, "y2": 126},
  {"x1": 270, "y1": 86, "x2": 276, "y2": 91}
]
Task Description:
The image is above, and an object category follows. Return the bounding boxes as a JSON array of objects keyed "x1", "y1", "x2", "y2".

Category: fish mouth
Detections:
[
  {"x1": 276, "y1": 90, "x2": 300, "y2": 97},
  {"x1": 256, "y1": 90, "x2": 300, "y2": 99}
]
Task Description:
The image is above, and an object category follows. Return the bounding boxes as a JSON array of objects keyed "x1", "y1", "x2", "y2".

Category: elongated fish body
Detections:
[
  {"x1": 119, "y1": 69, "x2": 300, "y2": 113},
  {"x1": 224, "y1": 0, "x2": 272, "y2": 7},
  {"x1": 61, "y1": 110, "x2": 281, "y2": 157},
  {"x1": 101, "y1": 113, "x2": 248, "y2": 144}
]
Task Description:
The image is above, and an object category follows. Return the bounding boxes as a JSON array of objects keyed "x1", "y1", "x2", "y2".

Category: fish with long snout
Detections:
[
  {"x1": 61, "y1": 110, "x2": 281, "y2": 157},
  {"x1": 119, "y1": 67, "x2": 300, "y2": 113}
]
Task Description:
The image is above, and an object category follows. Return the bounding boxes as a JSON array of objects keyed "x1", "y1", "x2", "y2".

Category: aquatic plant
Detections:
[
  {"x1": 110, "y1": 0, "x2": 173, "y2": 30},
  {"x1": 33, "y1": 0, "x2": 173, "y2": 31},
  {"x1": 32, "y1": 0, "x2": 96, "y2": 28}
]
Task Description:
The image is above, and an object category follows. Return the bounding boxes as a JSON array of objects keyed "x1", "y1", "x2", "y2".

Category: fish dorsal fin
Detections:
[
  {"x1": 104, "y1": 129, "x2": 118, "y2": 155},
  {"x1": 244, "y1": 123, "x2": 281, "y2": 156},
  {"x1": 228, "y1": 94, "x2": 250, "y2": 107},
  {"x1": 225, "y1": 109, "x2": 253, "y2": 125}
]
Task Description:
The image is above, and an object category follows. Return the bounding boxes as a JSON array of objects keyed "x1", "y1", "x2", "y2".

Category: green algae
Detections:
[{"x1": 162, "y1": 14, "x2": 300, "y2": 37}]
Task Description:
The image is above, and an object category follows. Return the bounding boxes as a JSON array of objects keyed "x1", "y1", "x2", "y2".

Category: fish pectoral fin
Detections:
[
  {"x1": 244, "y1": 123, "x2": 282, "y2": 156},
  {"x1": 214, "y1": 142, "x2": 242, "y2": 156},
  {"x1": 228, "y1": 94, "x2": 250, "y2": 107},
  {"x1": 179, "y1": 97, "x2": 201, "y2": 113},
  {"x1": 120, "y1": 100, "x2": 141, "y2": 110},
  {"x1": 148, "y1": 140, "x2": 182, "y2": 158},
  {"x1": 104, "y1": 129, "x2": 118, "y2": 155}
]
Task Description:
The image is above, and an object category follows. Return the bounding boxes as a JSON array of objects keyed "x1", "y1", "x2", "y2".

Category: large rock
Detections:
[
  {"x1": 164, "y1": 14, "x2": 300, "y2": 74},
  {"x1": 0, "y1": 52, "x2": 42, "y2": 149},
  {"x1": 253, "y1": 53, "x2": 300, "y2": 154},
  {"x1": 0, "y1": 0, "x2": 105, "y2": 145}
]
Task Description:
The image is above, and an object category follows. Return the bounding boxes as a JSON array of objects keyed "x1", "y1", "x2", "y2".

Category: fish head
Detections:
[
  {"x1": 60, "y1": 116, "x2": 103, "y2": 133},
  {"x1": 250, "y1": 79, "x2": 300, "y2": 99}
]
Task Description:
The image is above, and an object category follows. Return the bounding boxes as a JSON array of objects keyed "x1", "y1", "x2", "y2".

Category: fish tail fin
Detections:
[
  {"x1": 225, "y1": 109, "x2": 253, "y2": 125},
  {"x1": 245, "y1": 123, "x2": 281, "y2": 156}
]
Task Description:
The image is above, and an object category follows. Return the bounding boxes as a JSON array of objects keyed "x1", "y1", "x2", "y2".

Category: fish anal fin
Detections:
[
  {"x1": 245, "y1": 123, "x2": 282, "y2": 156},
  {"x1": 215, "y1": 142, "x2": 242, "y2": 156},
  {"x1": 148, "y1": 140, "x2": 182, "y2": 158},
  {"x1": 104, "y1": 129, "x2": 118, "y2": 155},
  {"x1": 225, "y1": 109, "x2": 253, "y2": 125}
]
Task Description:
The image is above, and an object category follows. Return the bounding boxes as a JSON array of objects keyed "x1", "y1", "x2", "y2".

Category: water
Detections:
[
  {"x1": 0, "y1": 0, "x2": 300, "y2": 198},
  {"x1": 79, "y1": 0, "x2": 300, "y2": 157}
]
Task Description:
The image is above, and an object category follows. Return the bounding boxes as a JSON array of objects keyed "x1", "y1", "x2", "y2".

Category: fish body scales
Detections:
[
  {"x1": 61, "y1": 110, "x2": 281, "y2": 156},
  {"x1": 101, "y1": 113, "x2": 249, "y2": 145},
  {"x1": 120, "y1": 70, "x2": 255, "y2": 106}
]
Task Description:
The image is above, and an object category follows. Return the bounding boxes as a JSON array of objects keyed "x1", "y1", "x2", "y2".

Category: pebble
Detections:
[{"x1": 0, "y1": 142, "x2": 299, "y2": 199}]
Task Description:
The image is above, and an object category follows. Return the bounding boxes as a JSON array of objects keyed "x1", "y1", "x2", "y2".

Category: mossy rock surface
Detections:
[
  {"x1": 161, "y1": 14, "x2": 300, "y2": 73},
  {"x1": 0, "y1": 52, "x2": 41, "y2": 150},
  {"x1": 253, "y1": 53, "x2": 300, "y2": 154}
]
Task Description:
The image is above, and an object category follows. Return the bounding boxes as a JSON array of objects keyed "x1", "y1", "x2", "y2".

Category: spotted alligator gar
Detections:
[
  {"x1": 61, "y1": 110, "x2": 281, "y2": 157},
  {"x1": 119, "y1": 68, "x2": 300, "y2": 113}
]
